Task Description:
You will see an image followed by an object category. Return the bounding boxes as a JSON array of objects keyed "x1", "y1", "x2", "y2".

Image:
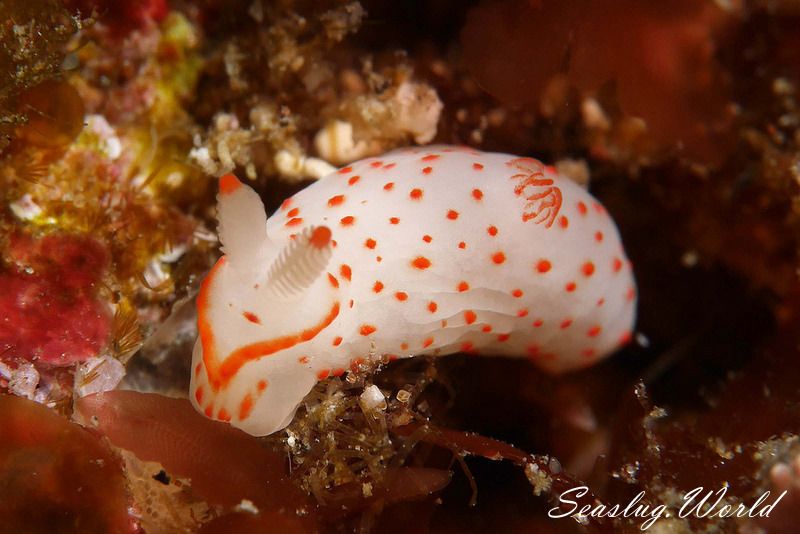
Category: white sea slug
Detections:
[{"x1": 190, "y1": 146, "x2": 637, "y2": 436}]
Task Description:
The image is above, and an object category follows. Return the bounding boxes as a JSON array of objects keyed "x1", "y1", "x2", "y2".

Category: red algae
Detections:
[
  {"x1": 74, "y1": 390, "x2": 318, "y2": 525},
  {"x1": 0, "y1": 394, "x2": 132, "y2": 533},
  {"x1": 0, "y1": 232, "x2": 111, "y2": 367}
]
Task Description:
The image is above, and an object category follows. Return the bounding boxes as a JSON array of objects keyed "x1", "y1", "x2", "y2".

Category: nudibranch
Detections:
[{"x1": 191, "y1": 146, "x2": 636, "y2": 436}]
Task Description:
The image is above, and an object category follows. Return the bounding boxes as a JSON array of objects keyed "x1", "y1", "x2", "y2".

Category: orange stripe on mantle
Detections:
[{"x1": 198, "y1": 257, "x2": 340, "y2": 390}]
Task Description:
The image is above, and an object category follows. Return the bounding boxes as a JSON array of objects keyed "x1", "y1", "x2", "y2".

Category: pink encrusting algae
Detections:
[
  {"x1": 190, "y1": 146, "x2": 637, "y2": 435},
  {"x1": 0, "y1": 232, "x2": 111, "y2": 367}
]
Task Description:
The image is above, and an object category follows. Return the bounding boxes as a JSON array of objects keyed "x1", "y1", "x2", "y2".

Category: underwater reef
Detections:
[{"x1": 2, "y1": 0, "x2": 800, "y2": 532}]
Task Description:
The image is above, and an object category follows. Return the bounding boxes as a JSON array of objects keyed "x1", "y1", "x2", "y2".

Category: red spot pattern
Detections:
[
  {"x1": 395, "y1": 292, "x2": 408, "y2": 301},
  {"x1": 492, "y1": 252, "x2": 506, "y2": 264},
  {"x1": 242, "y1": 311, "x2": 261, "y2": 324},
  {"x1": 348, "y1": 175, "x2": 361, "y2": 186},
  {"x1": 472, "y1": 188, "x2": 484, "y2": 200},
  {"x1": 410, "y1": 188, "x2": 423, "y2": 200},
  {"x1": 446, "y1": 210, "x2": 459, "y2": 220},
  {"x1": 360, "y1": 324, "x2": 377, "y2": 336},
  {"x1": 340, "y1": 264, "x2": 352, "y2": 281},
  {"x1": 458, "y1": 281, "x2": 470, "y2": 292},
  {"x1": 328, "y1": 194, "x2": 345, "y2": 207},
  {"x1": 340, "y1": 216, "x2": 355, "y2": 226},
  {"x1": 536, "y1": 259, "x2": 551, "y2": 273},
  {"x1": 373, "y1": 281, "x2": 384, "y2": 293},
  {"x1": 412, "y1": 257, "x2": 431, "y2": 270},
  {"x1": 487, "y1": 225, "x2": 498, "y2": 236},
  {"x1": 365, "y1": 238, "x2": 377, "y2": 249}
]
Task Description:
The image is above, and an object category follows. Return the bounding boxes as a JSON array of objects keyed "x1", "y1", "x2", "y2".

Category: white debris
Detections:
[
  {"x1": 10, "y1": 194, "x2": 43, "y2": 221},
  {"x1": 275, "y1": 149, "x2": 337, "y2": 180},
  {"x1": 75, "y1": 355, "x2": 126, "y2": 397},
  {"x1": 314, "y1": 120, "x2": 372, "y2": 166},
  {"x1": 359, "y1": 384, "x2": 387, "y2": 413},
  {"x1": 7, "y1": 362, "x2": 40, "y2": 400}
]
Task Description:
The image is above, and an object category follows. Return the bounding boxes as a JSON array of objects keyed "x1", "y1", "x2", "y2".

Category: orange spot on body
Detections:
[
  {"x1": 492, "y1": 252, "x2": 506, "y2": 264},
  {"x1": 472, "y1": 188, "x2": 484, "y2": 200},
  {"x1": 242, "y1": 311, "x2": 261, "y2": 324},
  {"x1": 464, "y1": 310, "x2": 477, "y2": 324},
  {"x1": 597, "y1": 298, "x2": 605, "y2": 306},
  {"x1": 328, "y1": 194, "x2": 345, "y2": 207},
  {"x1": 298, "y1": 356, "x2": 310, "y2": 364},
  {"x1": 626, "y1": 287, "x2": 636, "y2": 301},
  {"x1": 239, "y1": 394, "x2": 254, "y2": 420},
  {"x1": 595, "y1": 231, "x2": 604, "y2": 242},
  {"x1": 422, "y1": 166, "x2": 433, "y2": 174},
  {"x1": 619, "y1": 331, "x2": 633, "y2": 345},
  {"x1": 458, "y1": 241, "x2": 467, "y2": 249},
  {"x1": 370, "y1": 161, "x2": 383, "y2": 168},
  {"x1": 560, "y1": 318, "x2": 573, "y2": 329},
  {"x1": 365, "y1": 238, "x2": 377, "y2": 249},
  {"x1": 497, "y1": 333, "x2": 510, "y2": 342},
  {"x1": 422, "y1": 234, "x2": 432, "y2": 243},
  {"x1": 194, "y1": 386, "x2": 204, "y2": 404},
  {"x1": 613, "y1": 258, "x2": 623, "y2": 272},
  {"x1": 517, "y1": 308, "x2": 529, "y2": 317},
  {"x1": 360, "y1": 324, "x2": 377, "y2": 336},
  {"x1": 340, "y1": 264, "x2": 351, "y2": 281},
  {"x1": 332, "y1": 336, "x2": 342, "y2": 346},
  {"x1": 587, "y1": 326, "x2": 602, "y2": 337},
  {"x1": 373, "y1": 280, "x2": 384, "y2": 293},
  {"x1": 582, "y1": 261, "x2": 595, "y2": 277},
  {"x1": 384, "y1": 182, "x2": 395, "y2": 191},
  {"x1": 348, "y1": 175, "x2": 361, "y2": 186},
  {"x1": 533, "y1": 319, "x2": 544, "y2": 328},
  {"x1": 422, "y1": 337, "x2": 434, "y2": 348},
  {"x1": 536, "y1": 259, "x2": 551, "y2": 273},
  {"x1": 482, "y1": 325, "x2": 492, "y2": 333},
  {"x1": 310, "y1": 226, "x2": 332, "y2": 249},
  {"x1": 383, "y1": 163, "x2": 396, "y2": 170},
  {"x1": 461, "y1": 341, "x2": 474, "y2": 353},
  {"x1": 219, "y1": 174, "x2": 242, "y2": 194},
  {"x1": 285, "y1": 217, "x2": 303, "y2": 227},
  {"x1": 257, "y1": 380, "x2": 268, "y2": 392},
  {"x1": 412, "y1": 256, "x2": 431, "y2": 270},
  {"x1": 349, "y1": 299, "x2": 354, "y2": 308},
  {"x1": 565, "y1": 282, "x2": 577, "y2": 292},
  {"x1": 447, "y1": 209, "x2": 459, "y2": 220},
  {"x1": 194, "y1": 363, "x2": 201, "y2": 376},
  {"x1": 328, "y1": 273, "x2": 339, "y2": 288},
  {"x1": 410, "y1": 188, "x2": 423, "y2": 200},
  {"x1": 512, "y1": 289, "x2": 523, "y2": 298},
  {"x1": 389, "y1": 217, "x2": 400, "y2": 224},
  {"x1": 400, "y1": 342, "x2": 409, "y2": 350},
  {"x1": 340, "y1": 215, "x2": 355, "y2": 226},
  {"x1": 280, "y1": 198, "x2": 292, "y2": 211},
  {"x1": 457, "y1": 281, "x2": 470, "y2": 292},
  {"x1": 218, "y1": 408, "x2": 231, "y2": 422},
  {"x1": 559, "y1": 216, "x2": 569, "y2": 229},
  {"x1": 473, "y1": 163, "x2": 484, "y2": 170},
  {"x1": 204, "y1": 405, "x2": 213, "y2": 417},
  {"x1": 427, "y1": 301, "x2": 438, "y2": 313},
  {"x1": 395, "y1": 292, "x2": 408, "y2": 301},
  {"x1": 287, "y1": 207, "x2": 300, "y2": 218},
  {"x1": 317, "y1": 369, "x2": 330, "y2": 380},
  {"x1": 422, "y1": 154, "x2": 440, "y2": 161},
  {"x1": 577, "y1": 201, "x2": 588, "y2": 215},
  {"x1": 207, "y1": 302, "x2": 341, "y2": 391},
  {"x1": 487, "y1": 225, "x2": 498, "y2": 236},
  {"x1": 338, "y1": 166, "x2": 352, "y2": 174}
]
